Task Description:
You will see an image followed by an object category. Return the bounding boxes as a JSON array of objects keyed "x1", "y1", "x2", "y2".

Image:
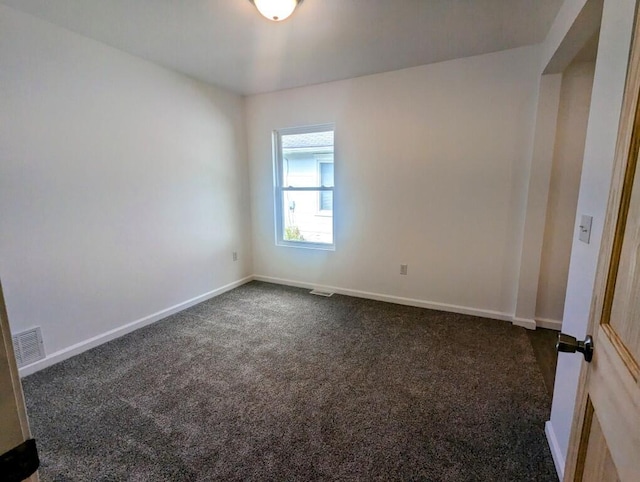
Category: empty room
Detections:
[{"x1": 2, "y1": 0, "x2": 640, "y2": 481}]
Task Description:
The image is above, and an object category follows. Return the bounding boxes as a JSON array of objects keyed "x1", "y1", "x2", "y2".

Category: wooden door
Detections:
[
  {"x1": 0, "y1": 279, "x2": 38, "y2": 481},
  {"x1": 563, "y1": 5, "x2": 640, "y2": 482}
]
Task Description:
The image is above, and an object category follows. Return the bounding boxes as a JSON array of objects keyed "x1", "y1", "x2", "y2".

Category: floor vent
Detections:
[
  {"x1": 12, "y1": 327, "x2": 45, "y2": 368},
  {"x1": 310, "y1": 289, "x2": 334, "y2": 297}
]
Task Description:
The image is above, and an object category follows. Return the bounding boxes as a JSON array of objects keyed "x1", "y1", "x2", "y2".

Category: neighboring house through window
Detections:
[
  {"x1": 317, "y1": 156, "x2": 334, "y2": 213},
  {"x1": 273, "y1": 124, "x2": 335, "y2": 249}
]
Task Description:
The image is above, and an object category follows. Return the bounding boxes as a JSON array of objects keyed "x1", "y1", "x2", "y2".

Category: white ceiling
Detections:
[{"x1": 1, "y1": 0, "x2": 564, "y2": 95}]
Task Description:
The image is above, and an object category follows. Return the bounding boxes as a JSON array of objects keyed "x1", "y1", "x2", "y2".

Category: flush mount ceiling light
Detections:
[{"x1": 251, "y1": 0, "x2": 302, "y2": 22}]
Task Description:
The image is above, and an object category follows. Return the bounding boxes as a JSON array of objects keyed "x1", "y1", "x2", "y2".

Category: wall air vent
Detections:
[
  {"x1": 12, "y1": 327, "x2": 45, "y2": 368},
  {"x1": 310, "y1": 289, "x2": 334, "y2": 297}
]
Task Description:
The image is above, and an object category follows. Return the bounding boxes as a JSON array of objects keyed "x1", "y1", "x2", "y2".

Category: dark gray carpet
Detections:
[
  {"x1": 526, "y1": 328, "x2": 559, "y2": 398},
  {"x1": 22, "y1": 281, "x2": 557, "y2": 481}
]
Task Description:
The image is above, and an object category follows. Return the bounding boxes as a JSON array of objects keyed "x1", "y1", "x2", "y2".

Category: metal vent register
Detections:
[
  {"x1": 12, "y1": 327, "x2": 45, "y2": 367},
  {"x1": 310, "y1": 289, "x2": 334, "y2": 297}
]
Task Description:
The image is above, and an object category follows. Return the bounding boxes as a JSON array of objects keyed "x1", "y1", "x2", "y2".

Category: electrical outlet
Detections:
[
  {"x1": 400, "y1": 264, "x2": 408, "y2": 275},
  {"x1": 233, "y1": 251, "x2": 238, "y2": 261}
]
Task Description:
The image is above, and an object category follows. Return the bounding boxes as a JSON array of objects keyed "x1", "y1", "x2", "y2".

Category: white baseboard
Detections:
[
  {"x1": 512, "y1": 316, "x2": 562, "y2": 331},
  {"x1": 253, "y1": 275, "x2": 514, "y2": 322},
  {"x1": 18, "y1": 276, "x2": 253, "y2": 377},
  {"x1": 536, "y1": 317, "x2": 563, "y2": 331},
  {"x1": 545, "y1": 420, "x2": 565, "y2": 481},
  {"x1": 512, "y1": 317, "x2": 537, "y2": 330}
]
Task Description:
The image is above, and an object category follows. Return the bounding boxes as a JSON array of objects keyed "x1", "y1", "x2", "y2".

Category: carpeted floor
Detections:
[
  {"x1": 22, "y1": 281, "x2": 557, "y2": 481},
  {"x1": 526, "y1": 328, "x2": 559, "y2": 398}
]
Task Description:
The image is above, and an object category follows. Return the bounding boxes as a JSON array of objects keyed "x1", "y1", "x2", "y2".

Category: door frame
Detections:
[
  {"x1": 0, "y1": 279, "x2": 38, "y2": 481},
  {"x1": 563, "y1": 2, "x2": 640, "y2": 479},
  {"x1": 0, "y1": 279, "x2": 31, "y2": 448}
]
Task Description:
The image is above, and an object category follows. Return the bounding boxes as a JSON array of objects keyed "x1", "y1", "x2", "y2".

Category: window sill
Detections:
[{"x1": 276, "y1": 240, "x2": 335, "y2": 251}]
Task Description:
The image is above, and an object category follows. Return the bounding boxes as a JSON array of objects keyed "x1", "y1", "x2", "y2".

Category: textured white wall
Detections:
[
  {"x1": 536, "y1": 60, "x2": 595, "y2": 323},
  {"x1": 513, "y1": 74, "x2": 563, "y2": 326},
  {"x1": 545, "y1": 0, "x2": 637, "y2": 470},
  {"x1": 246, "y1": 46, "x2": 541, "y2": 317},
  {"x1": 0, "y1": 5, "x2": 252, "y2": 360}
]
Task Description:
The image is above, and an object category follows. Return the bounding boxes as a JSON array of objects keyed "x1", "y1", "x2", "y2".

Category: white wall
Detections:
[
  {"x1": 545, "y1": 0, "x2": 637, "y2": 473},
  {"x1": 246, "y1": 46, "x2": 542, "y2": 317},
  {"x1": 536, "y1": 60, "x2": 595, "y2": 323},
  {"x1": 513, "y1": 74, "x2": 562, "y2": 327},
  {"x1": 0, "y1": 5, "x2": 252, "y2": 370}
]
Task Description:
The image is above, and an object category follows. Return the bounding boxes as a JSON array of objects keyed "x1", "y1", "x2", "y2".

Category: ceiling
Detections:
[{"x1": 1, "y1": 0, "x2": 564, "y2": 95}]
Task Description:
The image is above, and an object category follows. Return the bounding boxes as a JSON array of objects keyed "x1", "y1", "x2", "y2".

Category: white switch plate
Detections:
[{"x1": 579, "y1": 215, "x2": 593, "y2": 244}]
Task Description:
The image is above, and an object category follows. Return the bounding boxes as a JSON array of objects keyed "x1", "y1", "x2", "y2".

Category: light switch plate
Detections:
[{"x1": 579, "y1": 215, "x2": 593, "y2": 244}]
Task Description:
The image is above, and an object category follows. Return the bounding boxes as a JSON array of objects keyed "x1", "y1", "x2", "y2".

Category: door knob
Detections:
[{"x1": 556, "y1": 333, "x2": 594, "y2": 362}]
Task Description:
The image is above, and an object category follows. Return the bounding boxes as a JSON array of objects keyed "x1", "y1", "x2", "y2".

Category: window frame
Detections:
[{"x1": 273, "y1": 123, "x2": 336, "y2": 250}]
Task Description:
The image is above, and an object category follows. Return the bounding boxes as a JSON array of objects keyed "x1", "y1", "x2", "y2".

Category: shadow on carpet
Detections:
[{"x1": 22, "y1": 281, "x2": 557, "y2": 481}]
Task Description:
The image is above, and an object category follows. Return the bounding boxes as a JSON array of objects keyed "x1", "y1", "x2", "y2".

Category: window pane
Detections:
[
  {"x1": 320, "y1": 162, "x2": 334, "y2": 187},
  {"x1": 283, "y1": 190, "x2": 333, "y2": 244},
  {"x1": 320, "y1": 191, "x2": 333, "y2": 211},
  {"x1": 319, "y1": 162, "x2": 334, "y2": 211},
  {"x1": 282, "y1": 130, "x2": 334, "y2": 187}
]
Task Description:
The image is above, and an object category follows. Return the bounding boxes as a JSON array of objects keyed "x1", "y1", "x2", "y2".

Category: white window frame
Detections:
[{"x1": 273, "y1": 123, "x2": 335, "y2": 250}]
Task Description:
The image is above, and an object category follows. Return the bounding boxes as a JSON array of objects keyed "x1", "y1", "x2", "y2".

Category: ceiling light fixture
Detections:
[{"x1": 251, "y1": 0, "x2": 302, "y2": 22}]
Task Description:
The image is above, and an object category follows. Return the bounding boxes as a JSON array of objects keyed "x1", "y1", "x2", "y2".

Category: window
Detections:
[{"x1": 274, "y1": 124, "x2": 335, "y2": 249}]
